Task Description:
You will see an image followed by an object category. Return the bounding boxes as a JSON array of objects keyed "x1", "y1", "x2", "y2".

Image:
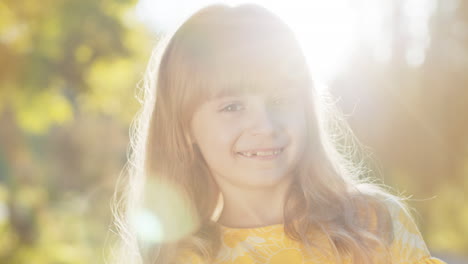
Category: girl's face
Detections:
[{"x1": 190, "y1": 88, "x2": 307, "y2": 189}]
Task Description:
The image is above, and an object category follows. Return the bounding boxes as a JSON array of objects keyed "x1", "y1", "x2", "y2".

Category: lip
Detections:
[{"x1": 236, "y1": 147, "x2": 285, "y2": 160}]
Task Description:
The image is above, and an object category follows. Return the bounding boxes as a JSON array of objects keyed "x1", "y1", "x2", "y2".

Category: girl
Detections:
[{"x1": 111, "y1": 3, "x2": 447, "y2": 264}]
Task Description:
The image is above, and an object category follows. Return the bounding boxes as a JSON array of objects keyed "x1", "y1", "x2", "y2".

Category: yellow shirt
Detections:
[{"x1": 178, "y1": 201, "x2": 447, "y2": 264}]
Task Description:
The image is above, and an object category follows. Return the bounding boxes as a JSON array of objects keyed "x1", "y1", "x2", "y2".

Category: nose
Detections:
[{"x1": 249, "y1": 105, "x2": 278, "y2": 137}]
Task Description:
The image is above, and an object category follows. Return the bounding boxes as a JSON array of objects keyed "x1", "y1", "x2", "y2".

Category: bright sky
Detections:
[{"x1": 134, "y1": 0, "x2": 438, "y2": 82}]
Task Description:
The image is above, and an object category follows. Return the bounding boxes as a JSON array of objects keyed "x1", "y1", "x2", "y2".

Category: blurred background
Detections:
[{"x1": 0, "y1": 0, "x2": 467, "y2": 263}]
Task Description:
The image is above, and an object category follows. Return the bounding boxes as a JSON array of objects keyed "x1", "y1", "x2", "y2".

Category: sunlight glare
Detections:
[
  {"x1": 358, "y1": 0, "x2": 394, "y2": 64},
  {"x1": 134, "y1": 0, "x2": 360, "y2": 83},
  {"x1": 402, "y1": 0, "x2": 437, "y2": 67},
  {"x1": 252, "y1": 0, "x2": 358, "y2": 83},
  {"x1": 134, "y1": 0, "x2": 438, "y2": 81}
]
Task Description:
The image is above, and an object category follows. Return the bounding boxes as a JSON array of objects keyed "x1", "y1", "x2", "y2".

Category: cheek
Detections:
[
  {"x1": 284, "y1": 107, "x2": 306, "y2": 132},
  {"x1": 192, "y1": 118, "x2": 242, "y2": 161},
  {"x1": 285, "y1": 110, "x2": 308, "y2": 153}
]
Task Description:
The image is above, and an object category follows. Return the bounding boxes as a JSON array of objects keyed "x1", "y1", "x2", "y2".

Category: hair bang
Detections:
[{"x1": 192, "y1": 43, "x2": 310, "y2": 102}]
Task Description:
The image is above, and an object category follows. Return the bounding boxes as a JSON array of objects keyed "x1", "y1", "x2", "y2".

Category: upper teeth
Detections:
[{"x1": 239, "y1": 149, "x2": 282, "y2": 157}]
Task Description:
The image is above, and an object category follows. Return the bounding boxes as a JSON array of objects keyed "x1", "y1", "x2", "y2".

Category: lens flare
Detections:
[{"x1": 131, "y1": 177, "x2": 200, "y2": 245}]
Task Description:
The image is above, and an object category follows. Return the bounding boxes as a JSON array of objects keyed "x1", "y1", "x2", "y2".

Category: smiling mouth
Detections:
[{"x1": 237, "y1": 148, "x2": 284, "y2": 158}]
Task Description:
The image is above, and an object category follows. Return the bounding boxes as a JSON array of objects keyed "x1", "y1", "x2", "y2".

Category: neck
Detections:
[{"x1": 216, "y1": 178, "x2": 292, "y2": 228}]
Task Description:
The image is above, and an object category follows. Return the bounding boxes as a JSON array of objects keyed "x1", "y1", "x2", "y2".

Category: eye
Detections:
[
  {"x1": 271, "y1": 95, "x2": 293, "y2": 105},
  {"x1": 220, "y1": 102, "x2": 245, "y2": 112}
]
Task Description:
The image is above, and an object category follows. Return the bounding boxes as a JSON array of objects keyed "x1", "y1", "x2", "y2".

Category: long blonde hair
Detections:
[{"x1": 110, "y1": 4, "x2": 406, "y2": 264}]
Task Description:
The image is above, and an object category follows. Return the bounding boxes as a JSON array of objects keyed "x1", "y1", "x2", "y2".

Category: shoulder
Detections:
[
  {"x1": 351, "y1": 187, "x2": 423, "y2": 238},
  {"x1": 376, "y1": 195, "x2": 447, "y2": 264},
  {"x1": 350, "y1": 188, "x2": 447, "y2": 263}
]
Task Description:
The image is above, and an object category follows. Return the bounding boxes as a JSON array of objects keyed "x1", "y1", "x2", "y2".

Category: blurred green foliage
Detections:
[
  {"x1": 0, "y1": 0, "x2": 152, "y2": 262},
  {"x1": 0, "y1": 0, "x2": 467, "y2": 263}
]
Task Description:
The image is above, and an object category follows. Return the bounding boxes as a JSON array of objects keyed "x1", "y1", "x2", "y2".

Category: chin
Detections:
[{"x1": 241, "y1": 174, "x2": 291, "y2": 189}]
